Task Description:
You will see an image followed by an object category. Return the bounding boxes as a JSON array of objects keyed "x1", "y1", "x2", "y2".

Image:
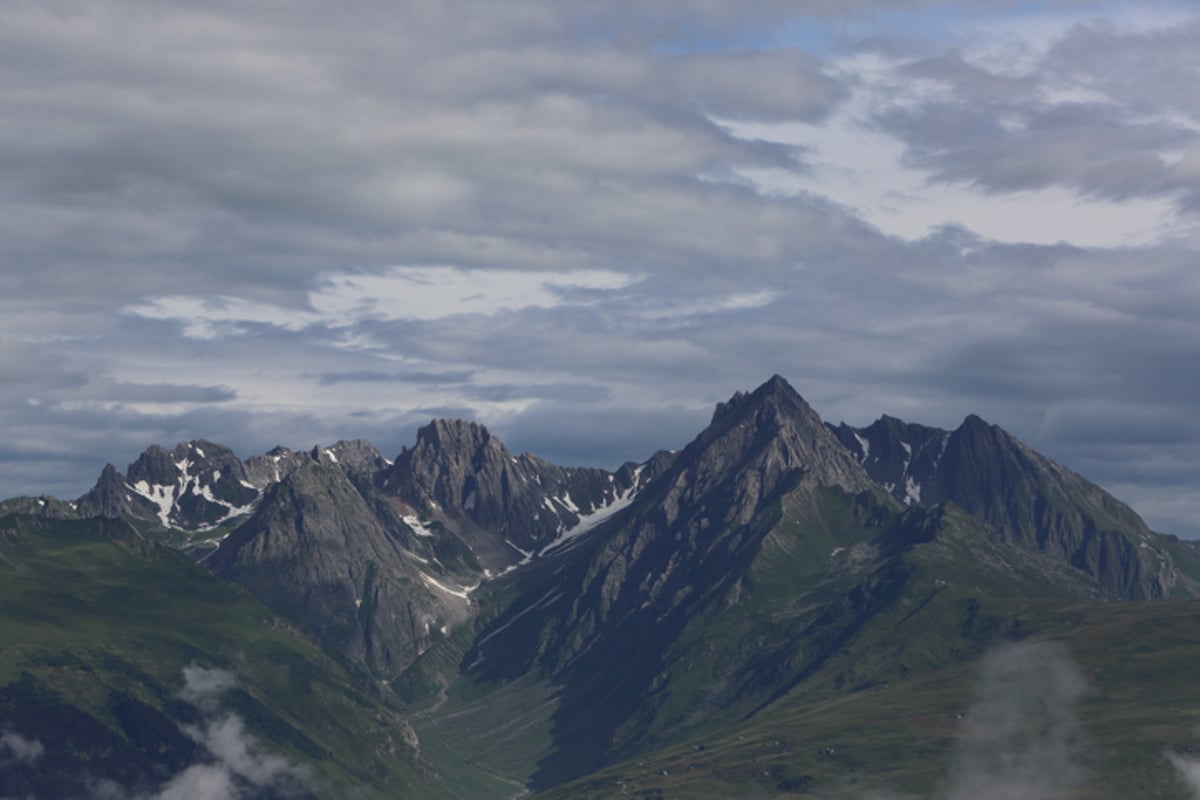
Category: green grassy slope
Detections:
[
  {"x1": 0, "y1": 513, "x2": 502, "y2": 799},
  {"x1": 535, "y1": 599, "x2": 1200, "y2": 799}
]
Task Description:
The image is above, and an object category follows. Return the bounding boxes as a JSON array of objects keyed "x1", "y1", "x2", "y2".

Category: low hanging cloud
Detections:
[
  {"x1": 937, "y1": 641, "x2": 1088, "y2": 800},
  {"x1": 861, "y1": 640, "x2": 1089, "y2": 800},
  {"x1": 0, "y1": 729, "x2": 45, "y2": 764},
  {"x1": 149, "y1": 713, "x2": 304, "y2": 800},
  {"x1": 102, "y1": 665, "x2": 312, "y2": 800},
  {"x1": 1169, "y1": 751, "x2": 1200, "y2": 799},
  {"x1": 156, "y1": 666, "x2": 308, "y2": 800}
]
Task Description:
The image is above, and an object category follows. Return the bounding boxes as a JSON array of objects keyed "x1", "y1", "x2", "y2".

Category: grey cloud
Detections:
[
  {"x1": 1045, "y1": 17, "x2": 1200, "y2": 119},
  {"x1": 0, "y1": 730, "x2": 44, "y2": 764},
  {"x1": 872, "y1": 14, "x2": 1200, "y2": 209},
  {"x1": 317, "y1": 370, "x2": 475, "y2": 386},
  {"x1": 495, "y1": 401, "x2": 709, "y2": 469},
  {"x1": 101, "y1": 383, "x2": 238, "y2": 404},
  {"x1": 0, "y1": 1, "x2": 830, "y2": 309},
  {"x1": 461, "y1": 382, "x2": 613, "y2": 404},
  {"x1": 1, "y1": 1, "x2": 1197, "y2": 541}
]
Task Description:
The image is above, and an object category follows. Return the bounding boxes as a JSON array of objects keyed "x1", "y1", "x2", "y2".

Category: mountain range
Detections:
[{"x1": 3, "y1": 375, "x2": 1199, "y2": 799}]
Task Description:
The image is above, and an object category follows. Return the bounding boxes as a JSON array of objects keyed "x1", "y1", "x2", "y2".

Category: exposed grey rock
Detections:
[
  {"x1": 208, "y1": 458, "x2": 475, "y2": 677},
  {"x1": 380, "y1": 419, "x2": 666, "y2": 571},
  {"x1": 833, "y1": 412, "x2": 1200, "y2": 599}
]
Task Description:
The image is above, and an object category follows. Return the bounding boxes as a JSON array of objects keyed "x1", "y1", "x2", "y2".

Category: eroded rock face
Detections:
[
  {"x1": 77, "y1": 441, "x2": 258, "y2": 530},
  {"x1": 832, "y1": 412, "x2": 1197, "y2": 599},
  {"x1": 208, "y1": 457, "x2": 476, "y2": 677},
  {"x1": 563, "y1": 376, "x2": 875, "y2": 635},
  {"x1": 381, "y1": 419, "x2": 666, "y2": 570}
]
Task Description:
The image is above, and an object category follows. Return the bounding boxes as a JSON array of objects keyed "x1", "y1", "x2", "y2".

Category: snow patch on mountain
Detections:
[
  {"x1": 852, "y1": 431, "x2": 870, "y2": 463},
  {"x1": 419, "y1": 572, "x2": 476, "y2": 601},
  {"x1": 905, "y1": 476, "x2": 922, "y2": 506},
  {"x1": 131, "y1": 479, "x2": 177, "y2": 528},
  {"x1": 127, "y1": 452, "x2": 259, "y2": 530},
  {"x1": 541, "y1": 465, "x2": 644, "y2": 558},
  {"x1": 403, "y1": 515, "x2": 436, "y2": 538}
]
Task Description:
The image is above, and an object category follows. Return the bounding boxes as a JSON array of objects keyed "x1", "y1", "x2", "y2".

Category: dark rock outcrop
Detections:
[{"x1": 208, "y1": 458, "x2": 475, "y2": 676}]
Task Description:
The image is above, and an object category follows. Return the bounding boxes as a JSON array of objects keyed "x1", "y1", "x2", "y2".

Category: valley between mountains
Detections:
[{"x1": 4, "y1": 375, "x2": 1200, "y2": 799}]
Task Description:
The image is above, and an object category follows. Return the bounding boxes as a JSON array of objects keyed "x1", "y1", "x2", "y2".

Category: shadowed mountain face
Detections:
[
  {"x1": 831, "y1": 413, "x2": 1200, "y2": 599},
  {"x1": 206, "y1": 455, "x2": 481, "y2": 677},
  {"x1": 6, "y1": 374, "x2": 1200, "y2": 799},
  {"x1": 432, "y1": 377, "x2": 1200, "y2": 789}
]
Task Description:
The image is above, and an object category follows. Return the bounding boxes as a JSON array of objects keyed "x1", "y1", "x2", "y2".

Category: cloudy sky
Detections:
[{"x1": 3, "y1": 1, "x2": 1199, "y2": 536}]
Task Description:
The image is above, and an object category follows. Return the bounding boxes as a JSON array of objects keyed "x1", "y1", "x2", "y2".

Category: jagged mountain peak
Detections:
[
  {"x1": 77, "y1": 439, "x2": 260, "y2": 533},
  {"x1": 413, "y1": 417, "x2": 498, "y2": 453},
  {"x1": 711, "y1": 373, "x2": 813, "y2": 424},
  {"x1": 209, "y1": 453, "x2": 476, "y2": 676},
  {"x1": 959, "y1": 412, "x2": 991, "y2": 430},
  {"x1": 693, "y1": 376, "x2": 870, "y2": 502}
]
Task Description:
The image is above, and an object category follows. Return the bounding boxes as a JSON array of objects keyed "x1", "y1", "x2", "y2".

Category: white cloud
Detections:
[
  {"x1": 124, "y1": 266, "x2": 643, "y2": 339},
  {"x1": 316, "y1": 266, "x2": 642, "y2": 322},
  {"x1": 179, "y1": 665, "x2": 238, "y2": 710},
  {"x1": 131, "y1": 664, "x2": 311, "y2": 800},
  {"x1": 1169, "y1": 750, "x2": 1200, "y2": 799},
  {"x1": 721, "y1": 48, "x2": 1186, "y2": 248}
]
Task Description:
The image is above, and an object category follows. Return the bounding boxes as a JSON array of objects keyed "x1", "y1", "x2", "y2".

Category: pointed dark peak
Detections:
[
  {"x1": 127, "y1": 444, "x2": 181, "y2": 486},
  {"x1": 959, "y1": 413, "x2": 993, "y2": 433},
  {"x1": 761, "y1": 373, "x2": 793, "y2": 392},
  {"x1": 76, "y1": 463, "x2": 145, "y2": 519},
  {"x1": 428, "y1": 417, "x2": 490, "y2": 437},
  {"x1": 862, "y1": 414, "x2": 949, "y2": 449},
  {"x1": 711, "y1": 390, "x2": 748, "y2": 424},
  {"x1": 320, "y1": 439, "x2": 388, "y2": 472},
  {"x1": 173, "y1": 439, "x2": 238, "y2": 461},
  {"x1": 416, "y1": 418, "x2": 498, "y2": 452},
  {"x1": 242, "y1": 446, "x2": 304, "y2": 488},
  {"x1": 949, "y1": 413, "x2": 1019, "y2": 455},
  {"x1": 675, "y1": 375, "x2": 871, "y2": 505},
  {"x1": 870, "y1": 413, "x2": 907, "y2": 433},
  {"x1": 88, "y1": 462, "x2": 127, "y2": 494},
  {"x1": 711, "y1": 374, "x2": 815, "y2": 428},
  {"x1": 752, "y1": 374, "x2": 812, "y2": 410}
]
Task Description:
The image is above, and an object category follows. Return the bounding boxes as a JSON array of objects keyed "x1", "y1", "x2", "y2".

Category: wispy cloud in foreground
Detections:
[
  {"x1": 0, "y1": 729, "x2": 45, "y2": 765},
  {"x1": 88, "y1": 665, "x2": 311, "y2": 800},
  {"x1": 863, "y1": 640, "x2": 1088, "y2": 800},
  {"x1": 938, "y1": 641, "x2": 1088, "y2": 800}
]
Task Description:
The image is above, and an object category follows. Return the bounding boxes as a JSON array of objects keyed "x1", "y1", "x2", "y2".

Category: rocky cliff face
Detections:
[
  {"x1": 381, "y1": 418, "x2": 667, "y2": 570},
  {"x1": 832, "y1": 413, "x2": 1200, "y2": 599},
  {"x1": 76, "y1": 441, "x2": 258, "y2": 531},
  {"x1": 65, "y1": 424, "x2": 672, "y2": 673},
  {"x1": 458, "y1": 376, "x2": 897, "y2": 785},
  {"x1": 485, "y1": 375, "x2": 877, "y2": 657},
  {"x1": 207, "y1": 454, "x2": 477, "y2": 677}
]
